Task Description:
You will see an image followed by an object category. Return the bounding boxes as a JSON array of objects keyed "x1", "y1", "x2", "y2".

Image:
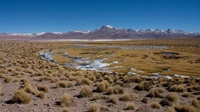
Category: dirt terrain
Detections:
[{"x1": 0, "y1": 38, "x2": 200, "y2": 112}]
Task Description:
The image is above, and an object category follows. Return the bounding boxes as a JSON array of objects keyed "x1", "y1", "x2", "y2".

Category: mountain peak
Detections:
[{"x1": 102, "y1": 25, "x2": 114, "y2": 29}]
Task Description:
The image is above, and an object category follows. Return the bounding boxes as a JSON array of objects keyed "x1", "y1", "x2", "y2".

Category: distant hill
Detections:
[{"x1": 1, "y1": 25, "x2": 199, "y2": 40}]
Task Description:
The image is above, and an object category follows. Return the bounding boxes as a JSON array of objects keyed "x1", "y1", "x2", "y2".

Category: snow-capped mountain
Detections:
[{"x1": 0, "y1": 25, "x2": 199, "y2": 40}]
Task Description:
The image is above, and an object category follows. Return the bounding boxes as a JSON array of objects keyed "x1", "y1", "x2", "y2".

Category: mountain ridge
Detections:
[{"x1": 1, "y1": 25, "x2": 200, "y2": 40}]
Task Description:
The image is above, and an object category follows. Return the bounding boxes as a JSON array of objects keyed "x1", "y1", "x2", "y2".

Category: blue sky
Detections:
[{"x1": 0, "y1": 0, "x2": 200, "y2": 33}]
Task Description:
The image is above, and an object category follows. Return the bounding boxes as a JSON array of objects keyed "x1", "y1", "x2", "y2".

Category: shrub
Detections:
[
  {"x1": 4, "y1": 77, "x2": 12, "y2": 83},
  {"x1": 160, "y1": 98, "x2": 172, "y2": 106},
  {"x1": 62, "y1": 108, "x2": 69, "y2": 112},
  {"x1": 166, "y1": 93, "x2": 178, "y2": 102},
  {"x1": 134, "y1": 81, "x2": 153, "y2": 91},
  {"x1": 79, "y1": 86, "x2": 92, "y2": 97},
  {"x1": 11, "y1": 89, "x2": 31, "y2": 103},
  {"x1": 61, "y1": 94, "x2": 73, "y2": 107},
  {"x1": 174, "y1": 104, "x2": 197, "y2": 112},
  {"x1": 192, "y1": 98, "x2": 200, "y2": 109},
  {"x1": 96, "y1": 80, "x2": 109, "y2": 92},
  {"x1": 119, "y1": 93, "x2": 132, "y2": 101},
  {"x1": 169, "y1": 85, "x2": 185, "y2": 92},
  {"x1": 182, "y1": 92, "x2": 191, "y2": 97},
  {"x1": 113, "y1": 85, "x2": 124, "y2": 94},
  {"x1": 37, "y1": 85, "x2": 49, "y2": 93},
  {"x1": 168, "y1": 107, "x2": 175, "y2": 112},
  {"x1": 141, "y1": 97, "x2": 148, "y2": 104},
  {"x1": 37, "y1": 92, "x2": 45, "y2": 99},
  {"x1": 76, "y1": 78, "x2": 92, "y2": 86},
  {"x1": 89, "y1": 104, "x2": 99, "y2": 112},
  {"x1": 125, "y1": 103, "x2": 136, "y2": 110},
  {"x1": 56, "y1": 81, "x2": 72, "y2": 88},
  {"x1": 146, "y1": 88, "x2": 163, "y2": 98},
  {"x1": 91, "y1": 93, "x2": 100, "y2": 101},
  {"x1": 150, "y1": 102, "x2": 161, "y2": 109},
  {"x1": 108, "y1": 95, "x2": 118, "y2": 104}
]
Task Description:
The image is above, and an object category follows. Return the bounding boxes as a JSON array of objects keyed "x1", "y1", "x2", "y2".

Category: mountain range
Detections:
[{"x1": 0, "y1": 25, "x2": 199, "y2": 40}]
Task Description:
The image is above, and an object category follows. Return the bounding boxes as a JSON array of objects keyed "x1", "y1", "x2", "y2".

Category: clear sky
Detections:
[{"x1": 0, "y1": 0, "x2": 199, "y2": 33}]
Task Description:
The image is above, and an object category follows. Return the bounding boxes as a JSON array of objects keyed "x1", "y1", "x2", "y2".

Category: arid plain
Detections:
[{"x1": 0, "y1": 38, "x2": 200, "y2": 112}]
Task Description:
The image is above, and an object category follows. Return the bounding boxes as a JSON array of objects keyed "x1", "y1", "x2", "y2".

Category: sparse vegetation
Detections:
[
  {"x1": 79, "y1": 86, "x2": 92, "y2": 97},
  {"x1": 119, "y1": 92, "x2": 132, "y2": 101},
  {"x1": 125, "y1": 103, "x2": 136, "y2": 110},
  {"x1": 166, "y1": 93, "x2": 178, "y2": 102},
  {"x1": 0, "y1": 39, "x2": 200, "y2": 111},
  {"x1": 150, "y1": 102, "x2": 162, "y2": 109},
  {"x1": 61, "y1": 94, "x2": 73, "y2": 107},
  {"x1": 174, "y1": 104, "x2": 197, "y2": 112},
  {"x1": 11, "y1": 89, "x2": 32, "y2": 104},
  {"x1": 89, "y1": 104, "x2": 99, "y2": 112}
]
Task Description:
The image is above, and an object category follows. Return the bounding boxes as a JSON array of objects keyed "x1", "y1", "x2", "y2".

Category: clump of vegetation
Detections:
[
  {"x1": 166, "y1": 93, "x2": 178, "y2": 102},
  {"x1": 96, "y1": 80, "x2": 109, "y2": 92},
  {"x1": 91, "y1": 93, "x2": 101, "y2": 101},
  {"x1": 134, "y1": 81, "x2": 154, "y2": 91},
  {"x1": 56, "y1": 81, "x2": 72, "y2": 88},
  {"x1": 119, "y1": 92, "x2": 132, "y2": 101},
  {"x1": 160, "y1": 98, "x2": 172, "y2": 106},
  {"x1": 4, "y1": 76, "x2": 12, "y2": 83},
  {"x1": 141, "y1": 97, "x2": 148, "y2": 104},
  {"x1": 150, "y1": 102, "x2": 162, "y2": 109},
  {"x1": 125, "y1": 103, "x2": 136, "y2": 110},
  {"x1": 37, "y1": 92, "x2": 45, "y2": 99},
  {"x1": 61, "y1": 93, "x2": 74, "y2": 107},
  {"x1": 11, "y1": 89, "x2": 32, "y2": 104},
  {"x1": 108, "y1": 95, "x2": 118, "y2": 104},
  {"x1": 79, "y1": 86, "x2": 92, "y2": 97},
  {"x1": 62, "y1": 108, "x2": 70, "y2": 112},
  {"x1": 37, "y1": 85, "x2": 49, "y2": 93},
  {"x1": 192, "y1": 98, "x2": 200, "y2": 109},
  {"x1": 182, "y1": 92, "x2": 191, "y2": 97},
  {"x1": 106, "y1": 85, "x2": 124, "y2": 95},
  {"x1": 174, "y1": 104, "x2": 197, "y2": 112},
  {"x1": 76, "y1": 78, "x2": 92, "y2": 86},
  {"x1": 169, "y1": 85, "x2": 185, "y2": 92},
  {"x1": 89, "y1": 104, "x2": 99, "y2": 112},
  {"x1": 146, "y1": 88, "x2": 163, "y2": 98},
  {"x1": 168, "y1": 107, "x2": 175, "y2": 112}
]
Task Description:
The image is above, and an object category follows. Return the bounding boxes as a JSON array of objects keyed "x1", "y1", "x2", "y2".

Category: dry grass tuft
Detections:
[
  {"x1": 108, "y1": 95, "x2": 118, "y2": 104},
  {"x1": 106, "y1": 85, "x2": 124, "y2": 95},
  {"x1": 174, "y1": 104, "x2": 197, "y2": 112},
  {"x1": 91, "y1": 93, "x2": 101, "y2": 101},
  {"x1": 11, "y1": 89, "x2": 32, "y2": 104},
  {"x1": 125, "y1": 103, "x2": 136, "y2": 110},
  {"x1": 192, "y1": 98, "x2": 200, "y2": 109},
  {"x1": 119, "y1": 92, "x2": 132, "y2": 101},
  {"x1": 76, "y1": 78, "x2": 93, "y2": 86},
  {"x1": 37, "y1": 92, "x2": 45, "y2": 99},
  {"x1": 168, "y1": 107, "x2": 175, "y2": 112},
  {"x1": 146, "y1": 88, "x2": 163, "y2": 98},
  {"x1": 166, "y1": 93, "x2": 178, "y2": 102},
  {"x1": 89, "y1": 104, "x2": 99, "y2": 112},
  {"x1": 96, "y1": 80, "x2": 109, "y2": 92},
  {"x1": 37, "y1": 85, "x2": 49, "y2": 93},
  {"x1": 62, "y1": 108, "x2": 70, "y2": 112},
  {"x1": 79, "y1": 86, "x2": 92, "y2": 97},
  {"x1": 4, "y1": 76, "x2": 12, "y2": 83},
  {"x1": 61, "y1": 93, "x2": 73, "y2": 107},
  {"x1": 56, "y1": 81, "x2": 72, "y2": 88},
  {"x1": 182, "y1": 92, "x2": 191, "y2": 97},
  {"x1": 150, "y1": 102, "x2": 162, "y2": 109},
  {"x1": 160, "y1": 98, "x2": 172, "y2": 106},
  {"x1": 169, "y1": 85, "x2": 185, "y2": 92}
]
